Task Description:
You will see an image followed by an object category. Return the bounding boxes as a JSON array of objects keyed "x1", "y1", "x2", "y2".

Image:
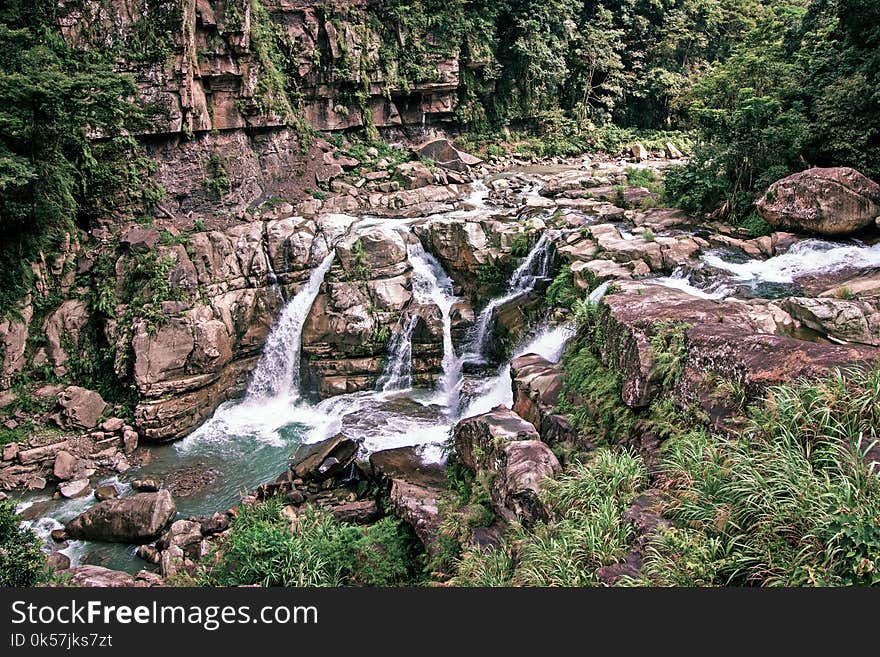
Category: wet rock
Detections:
[
  {"x1": 55, "y1": 386, "x2": 107, "y2": 430},
  {"x1": 136, "y1": 544, "x2": 161, "y2": 564},
  {"x1": 370, "y1": 445, "x2": 446, "y2": 556},
  {"x1": 94, "y1": 484, "x2": 119, "y2": 501},
  {"x1": 757, "y1": 167, "x2": 880, "y2": 236},
  {"x1": 783, "y1": 297, "x2": 880, "y2": 346},
  {"x1": 453, "y1": 406, "x2": 560, "y2": 524},
  {"x1": 67, "y1": 565, "x2": 136, "y2": 587},
  {"x1": 289, "y1": 434, "x2": 359, "y2": 481},
  {"x1": 53, "y1": 450, "x2": 78, "y2": 481},
  {"x1": 59, "y1": 478, "x2": 91, "y2": 499},
  {"x1": 132, "y1": 477, "x2": 160, "y2": 492},
  {"x1": 510, "y1": 354, "x2": 575, "y2": 446},
  {"x1": 65, "y1": 490, "x2": 177, "y2": 544},
  {"x1": 50, "y1": 529, "x2": 68, "y2": 542}
]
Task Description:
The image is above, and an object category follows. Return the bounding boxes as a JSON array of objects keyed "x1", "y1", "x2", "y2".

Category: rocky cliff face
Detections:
[{"x1": 59, "y1": 0, "x2": 463, "y2": 220}]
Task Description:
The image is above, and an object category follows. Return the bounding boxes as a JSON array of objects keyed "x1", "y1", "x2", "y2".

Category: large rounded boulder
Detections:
[
  {"x1": 65, "y1": 490, "x2": 177, "y2": 544},
  {"x1": 756, "y1": 167, "x2": 880, "y2": 236}
]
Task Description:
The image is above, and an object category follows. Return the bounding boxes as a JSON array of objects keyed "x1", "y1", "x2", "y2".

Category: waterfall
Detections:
[
  {"x1": 467, "y1": 233, "x2": 552, "y2": 361},
  {"x1": 407, "y1": 241, "x2": 462, "y2": 411},
  {"x1": 376, "y1": 314, "x2": 418, "y2": 392},
  {"x1": 264, "y1": 248, "x2": 285, "y2": 303},
  {"x1": 461, "y1": 322, "x2": 574, "y2": 419},
  {"x1": 247, "y1": 251, "x2": 336, "y2": 400}
]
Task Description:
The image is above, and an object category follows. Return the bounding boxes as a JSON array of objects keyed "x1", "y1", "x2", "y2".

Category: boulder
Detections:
[
  {"x1": 67, "y1": 565, "x2": 136, "y2": 587},
  {"x1": 510, "y1": 354, "x2": 576, "y2": 446},
  {"x1": 592, "y1": 281, "x2": 880, "y2": 417},
  {"x1": 393, "y1": 161, "x2": 434, "y2": 189},
  {"x1": 53, "y1": 451, "x2": 78, "y2": 481},
  {"x1": 95, "y1": 484, "x2": 119, "y2": 501},
  {"x1": 136, "y1": 544, "x2": 161, "y2": 564},
  {"x1": 123, "y1": 429, "x2": 139, "y2": 454},
  {"x1": 158, "y1": 519, "x2": 203, "y2": 558},
  {"x1": 412, "y1": 138, "x2": 482, "y2": 172},
  {"x1": 2, "y1": 442, "x2": 18, "y2": 461},
  {"x1": 197, "y1": 512, "x2": 230, "y2": 535},
  {"x1": 756, "y1": 167, "x2": 880, "y2": 236},
  {"x1": 100, "y1": 417, "x2": 125, "y2": 433},
  {"x1": 45, "y1": 552, "x2": 71, "y2": 572},
  {"x1": 132, "y1": 477, "x2": 160, "y2": 492},
  {"x1": 631, "y1": 143, "x2": 648, "y2": 161},
  {"x1": 370, "y1": 445, "x2": 446, "y2": 555},
  {"x1": 453, "y1": 406, "x2": 561, "y2": 524},
  {"x1": 330, "y1": 499, "x2": 380, "y2": 524},
  {"x1": 289, "y1": 434, "x2": 359, "y2": 481},
  {"x1": 65, "y1": 490, "x2": 177, "y2": 544},
  {"x1": 55, "y1": 386, "x2": 107, "y2": 429},
  {"x1": 664, "y1": 142, "x2": 684, "y2": 159},
  {"x1": 121, "y1": 227, "x2": 161, "y2": 253},
  {"x1": 783, "y1": 297, "x2": 880, "y2": 346},
  {"x1": 59, "y1": 478, "x2": 91, "y2": 499}
]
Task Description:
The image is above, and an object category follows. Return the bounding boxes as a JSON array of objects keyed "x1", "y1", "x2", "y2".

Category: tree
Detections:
[{"x1": 0, "y1": 500, "x2": 45, "y2": 587}]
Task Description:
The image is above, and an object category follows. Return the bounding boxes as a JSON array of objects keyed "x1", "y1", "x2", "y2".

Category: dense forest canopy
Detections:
[{"x1": 0, "y1": 0, "x2": 878, "y2": 311}]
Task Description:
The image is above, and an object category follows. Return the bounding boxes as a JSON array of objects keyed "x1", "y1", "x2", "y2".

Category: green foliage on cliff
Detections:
[
  {"x1": 0, "y1": 500, "x2": 46, "y2": 587},
  {"x1": 0, "y1": 1, "x2": 159, "y2": 315},
  {"x1": 198, "y1": 498, "x2": 424, "y2": 587}
]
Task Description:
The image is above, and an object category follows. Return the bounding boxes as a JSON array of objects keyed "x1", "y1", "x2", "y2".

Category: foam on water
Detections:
[{"x1": 703, "y1": 239, "x2": 880, "y2": 284}]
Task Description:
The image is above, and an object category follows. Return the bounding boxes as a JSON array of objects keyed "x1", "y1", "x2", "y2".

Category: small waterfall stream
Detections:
[
  {"x1": 407, "y1": 240, "x2": 462, "y2": 411},
  {"x1": 376, "y1": 315, "x2": 418, "y2": 392},
  {"x1": 247, "y1": 251, "x2": 336, "y2": 400},
  {"x1": 467, "y1": 233, "x2": 553, "y2": 361}
]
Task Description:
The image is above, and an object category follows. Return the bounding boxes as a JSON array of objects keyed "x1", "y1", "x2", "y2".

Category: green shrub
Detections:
[
  {"x1": 546, "y1": 265, "x2": 581, "y2": 310},
  {"x1": 556, "y1": 334, "x2": 636, "y2": 446},
  {"x1": 198, "y1": 498, "x2": 424, "y2": 587},
  {"x1": 0, "y1": 501, "x2": 46, "y2": 587}
]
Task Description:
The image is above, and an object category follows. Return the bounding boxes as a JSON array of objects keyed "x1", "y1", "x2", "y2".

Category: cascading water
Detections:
[
  {"x1": 247, "y1": 251, "x2": 335, "y2": 400},
  {"x1": 467, "y1": 233, "x2": 553, "y2": 361},
  {"x1": 703, "y1": 239, "x2": 880, "y2": 284},
  {"x1": 461, "y1": 322, "x2": 574, "y2": 419},
  {"x1": 407, "y1": 240, "x2": 462, "y2": 411},
  {"x1": 376, "y1": 314, "x2": 418, "y2": 392}
]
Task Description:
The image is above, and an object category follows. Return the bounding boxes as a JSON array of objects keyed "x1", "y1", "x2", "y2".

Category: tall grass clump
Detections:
[
  {"x1": 640, "y1": 368, "x2": 880, "y2": 586},
  {"x1": 451, "y1": 449, "x2": 648, "y2": 587}
]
